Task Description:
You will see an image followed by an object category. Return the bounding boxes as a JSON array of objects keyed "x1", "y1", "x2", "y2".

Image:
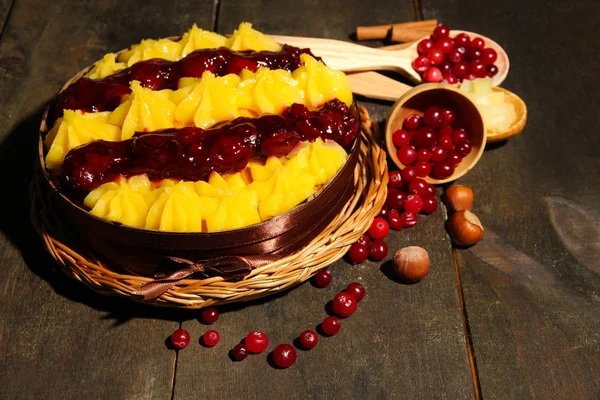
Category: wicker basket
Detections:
[{"x1": 31, "y1": 105, "x2": 388, "y2": 308}]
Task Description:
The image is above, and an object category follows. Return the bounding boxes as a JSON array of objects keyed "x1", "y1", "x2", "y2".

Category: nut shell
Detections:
[
  {"x1": 448, "y1": 210, "x2": 484, "y2": 246},
  {"x1": 393, "y1": 246, "x2": 430, "y2": 283},
  {"x1": 443, "y1": 185, "x2": 474, "y2": 212}
]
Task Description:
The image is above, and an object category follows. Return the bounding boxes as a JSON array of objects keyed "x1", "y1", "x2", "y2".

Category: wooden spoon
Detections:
[
  {"x1": 347, "y1": 71, "x2": 527, "y2": 142},
  {"x1": 269, "y1": 30, "x2": 509, "y2": 86}
]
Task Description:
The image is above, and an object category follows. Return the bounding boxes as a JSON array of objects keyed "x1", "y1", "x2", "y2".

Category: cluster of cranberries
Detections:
[
  {"x1": 392, "y1": 106, "x2": 472, "y2": 180},
  {"x1": 170, "y1": 273, "x2": 365, "y2": 369},
  {"x1": 412, "y1": 24, "x2": 499, "y2": 84}
]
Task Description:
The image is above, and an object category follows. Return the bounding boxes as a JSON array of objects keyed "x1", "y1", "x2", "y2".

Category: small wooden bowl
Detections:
[
  {"x1": 486, "y1": 87, "x2": 528, "y2": 142},
  {"x1": 385, "y1": 83, "x2": 487, "y2": 185}
]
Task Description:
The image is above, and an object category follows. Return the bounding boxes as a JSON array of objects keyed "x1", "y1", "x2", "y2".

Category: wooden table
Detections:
[{"x1": 0, "y1": 0, "x2": 598, "y2": 398}]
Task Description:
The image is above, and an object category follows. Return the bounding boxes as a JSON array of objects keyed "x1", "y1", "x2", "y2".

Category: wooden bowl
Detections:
[
  {"x1": 486, "y1": 87, "x2": 528, "y2": 142},
  {"x1": 385, "y1": 83, "x2": 487, "y2": 184}
]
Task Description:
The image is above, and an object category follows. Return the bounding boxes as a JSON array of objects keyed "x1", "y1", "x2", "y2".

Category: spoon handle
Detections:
[
  {"x1": 268, "y1": 35, "x2": 420, "y2": 82},
  {"x1": 346, "y1": 72, "x2": 412, "y2": 102}
]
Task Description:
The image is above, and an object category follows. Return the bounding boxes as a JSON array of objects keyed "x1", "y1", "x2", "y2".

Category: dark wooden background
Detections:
[{"x1": 0, "y1": 0, "x2": 598, "y2": 399}]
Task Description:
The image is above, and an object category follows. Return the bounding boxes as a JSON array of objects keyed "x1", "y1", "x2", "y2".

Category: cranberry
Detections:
[
  {"x1": 368, "y1": 218, "x2": 390, "y2": 240},
  {"x1": 431, "y1": 146, "x2": 447, "y2": 163},
  {"x1": 397, "y1": 145, "x2": 417, "y2": 165},
  {"x1": 232, "y1": 343, "x2": 248, "y2": 361},
  {"x1": 332, "y1": 291, "x2": 357, "y2": 317},
  {"x1": 400, "y1": 212, "x2": 418, "y2": 228},
  {"x1": 369, "y1": 240, "x2": 388, "y2": 261},
  {"x1": 404, "y1": 114, "x2": 423, "y2": 130},
  {"x1": 439, "y1": 135, "x2": 454, "y2": 150},
  {"x1": 386, "y1": 189, "x2": 407, "y2": 210},
  {"x1": 446, "y1": 150, "x2": 463, "y2": 166},
  {"x1": 432, "y1": 161, "x2": 455, "y2": 179},
  {"x1": 486, "y1": 64, "x2": 499, "y2": 77},
  {"x1": 200, "y1": 307, "x2": 219, "y2": 324},
  {"x1": 357, "y1": 233, "x2": 371, "y2": 247},
  {"x1": 245, "y1": 331, "x2": 269, "y2": 353},
  {"x1": 426, "y1": 49, "x2": 444, "y2": 65},
  {"x1": 467, "y1": 47, "x2": 483, "y2": 61},
  {"x1": 346, "y1": 282, "x2": 365, "y2": 302},
  {"x1": 439, "y1": 61, "x2": 453, "y2": 76},
  {"x1": 453, "y1": 61, "x2": 468, "y2": 78},
  {"x1": 469, "y1": 60, "x2": 487, "y2": 78},
  {"x1": 412, "y1": 56, "x2": 431, "y2": 74},
  {"x1": 452, "y1": 128, "x2": 468, "y2": 144},
  {"x1": 423, "y1": 67, "x2": 443, "y2": 82},
  {"x1": 423, "y1": 107, "x2": 445, "y2": 129},
  {"x1": 442, "y1": 108, "x2": 455, "y2": 125},
  {"x1": 388, "y1": 170, "x2": 404, "y2": 188},
  {"x1": 417, "y1": 39, "x2": 435, "y2": 55},
  {"x1": 203, "y1": 330, "x2": 220, "y2": 347},
  {"x1": 432, "y1": 24, "x2": 450, "y2": 40},
  {"x1": 421, "y1": 197, "x2": 439, "y2": 214},
  {"x1": 401, "y1": 166, "x2": 417, "y2": 182},
  {"x1": 377, "y1": 204, "x2": 391, "y2": 219},
  {"x1": 348, "y1": 243, "x2": 369, "y2": 264},
  {"x1": 424, "y1": 182, "x2": 436, "y2": 198},
  {"x1": 408, "y1": 178, "x2": 429, "y2": 197},
  {"x1": 453, "y1": 33, "x2": 471, "y2": 47},
  {"x1": 471, "y1": 37, "x2": 486, "y2": 49},
  {"x1": 414, "y1": 161, "x2": 432, "y2": 177},
  {"x1": 439, "y1": 124, "x2": 453, "y2": 137},
  {"x1": 482, "y1": 48, "x2": 498, "y2": 65},
  {"x1": 417, "y1": 148, "x2": 432, "y2": 162},
  {"x1": 272, "y1": 344, "x2": 297, "y2": 368},
  {"x1": 387, "y1": 209, "x2": 403, "y2": 230},
  {"x1": 447, "y1": 48, "x2": 464, "y2": 63},
  {"x1": 435, "y1": 37, "x2": 454, "y2": 54},
  {"x1": 171, "y1": 329, "x2": 190, "y2": 349},
  {"x1": 411, "y1": 127, "x2": 438, "y2": 149},
  {"x1": 298, "y1": 330, "x2": 318, "y2": 349},
  {"x1": 405, "y1": 195, "x2": 424, "y2": 214},
  {"x1": 443, "y1": 74, "x2": 458, "y2": 84},
  {"x1": 392, "y1": 129, "x2": 411, "y2": 148},
  {"x1": 314, "y1": 269, "x2": 333, "y2": 287},
  {"x1": 458, "y1": 140, "x2": 472, "y2": 156},
  {"x1": 321, "y1": 316, "x2": 341, "y2": 336}
]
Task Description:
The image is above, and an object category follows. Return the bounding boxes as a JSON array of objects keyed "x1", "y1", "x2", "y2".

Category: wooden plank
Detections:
[
  {"x1": 173, "y1": 2, "x2": 475, "y2": 399},
  {"x1": 0, "y1": 0, "x2": 215, "y2": 398},
  {"x1": 419, "y1": 0, "x2": 600, "y2": 398}
]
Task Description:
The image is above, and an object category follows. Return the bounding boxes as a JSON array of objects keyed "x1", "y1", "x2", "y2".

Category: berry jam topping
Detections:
[
  {"x1": 200, "y1": 307, "x2": 219, "y2": 324},
  {"x1": 171, "y1": 328, "x2": 190, "y2": 349},
  {"x1": 50, "y1": 45, "x2": 318, "y2": 123},
  {"x1": 298, "y1": 330, "x2": 319, "y2": 350},
  {"x1": 245, "y1": 330, "x2": 269, "y2": 353},
  {"x1": 272, "y1": 344, "x2": 297, "y2": 368},
  {"x1": 58, "y1": 99, "x2": 359, "y2": 198}
]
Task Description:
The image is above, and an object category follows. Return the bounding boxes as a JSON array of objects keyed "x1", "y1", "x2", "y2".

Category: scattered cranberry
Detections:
[
  {"x1": 386, "y1": 190, "x2": 407, "y2": 210},
  {"x1": 408, "y1": 178, "x2": 430, "y2": 198},
  {"x1": 203, "y1": 330, "x2": 220, "y2": 347},
  {"x1": 171, "y1": 329, "x2": 190, "y2": 349},
  {"x1": 346, "y1": 282, "x2": 365, "y2": 302},
  {"x1": 348, "y1": 242, "x2": 369, "y2": 264},
  {"x1": 377, "y1": 204, "x2": 391, "y2": 219},
  {"x1": 313, "y1": 269, "x2": 333, "y2": 287},
  {"x1": 245, "y1": 331, "x2": 269, "y2": 354},
  {"x1": 397, "y1": 145, "x2": 417, "y2": 165},
  {"x1": 357, "y1": 233, "x2": 371, "y2": 247},
  {"x1": 332, "y1": 292, "x2": 357, "y2": 317},
  {"x1": 369, "y1": 240, "x2": 388, "y2": 261},
  {"x1": 400, "y1": 212, "x2": 418, "y2": 228},
  {"x1": 272, "y1": 344, "x2": 297, "y2": 368},
  {"x1": 200, "y1": 307, "x2": 219, "y2": 325},
  {"x1": 392, "y1": 129, "x2": 411, "y2": 148},
  {"x1": 232, "y1": 343, "x2": 248, "y2": 361},
  {"x1": 414, "y1": 161, "x2": 432, "y2": 177},
  {"x1": 405, "y1": 195, "x2": 424, "y2": 214},
  {"x1": 388, "y1": 170, "x2": 404, "y2": 188},
  {"x1": 387, "y1": 209, "x2": 403, "y2": 230},
  {"x1": 422, "y1": 197, "x2": 439, "y2": 214},
  {"x1": 400, "y1": 166, "x2": 417, "y2": 182},
  {"x1": 368, "y1": 217, "x2": 389, "y2": 240},
  {"x1": 321, "y1": 316, "x2": 341, "y2": 336},
  {"x1": 298, "y1": 330, "x2": 318, "y2": 350}
]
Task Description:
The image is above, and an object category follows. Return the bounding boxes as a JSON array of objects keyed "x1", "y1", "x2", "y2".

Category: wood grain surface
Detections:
[{"x1": 0, "y1": 0, "x2": 598, "y2": 399}]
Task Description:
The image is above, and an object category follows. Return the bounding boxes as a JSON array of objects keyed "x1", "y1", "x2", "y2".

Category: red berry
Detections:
[
  {"x1": 467, "y1": 47, "x2": 483, "y2": 61},
  {"x1": 404, "y1": 114, "x2": 423, "y2": 130},
  {"x1": 405, "y1": 194, "x2": 424, "y2": 214},
  {"x1": 453, "y1": 61, "x2": 468, "y2": 78},
  {"x1": 432, "y1": 161, "x2": 455, "y2": 179},
  {"x1": 453, "y1": 33, "x2": 471, "y2": 47},
  {"x1": 486, "y1": 64, "x2": 499, "y2": 77},
  {"x1": 427, "y1": 48, "x2": 444, "y2": 65},
  {"x1": 392, "y1": 129, "x2": 411, "y2": 148},
  {"x1": 408, "y1": 178, "x2": 429, "y2": 197},
  {"x1": 421, "y1": 197, "x2": 438, "y2": 214},
  {"x1": 203, "y1": 330, "x2": 220, "y2": 347},
  {"x1": 200, "y1": 307, "x2": 219, "y2": 324},
  {"x1": 388, "y1": 170, "x2": 404, "y2": 188},
  {"x1": 346, "y1": 282, "x2": 365, "y2": 302},
  {"x1": 452, "y1": 128, "x2": 468, "y2": 144},
  {"x1": 368, "y1": 217, "x2": 390, "y2": 240},
  {"x1": 332, "y1": 292, "x2": 357, "y2": 317},
  {"x1": 446, "y1": 150, "x2": 463, "y2": 166},
  {"x1": 298, "y1": 330, "x2": 318, "y2": 349},
  {"x1": 414, "y1": 161, "x2": 432, "y2": 177},
  {"x1": 377, "y1": 204, "x2": 391, "y2": 220},
  {"x1": 387, "y1": 209, "x2": 403, "y2": 230},
  {"x1": 438, "y1": 135, "x2": 454, "y2": 150},
  {"x1": 482, "y1": 48, "x2": 498, "y2": 65},
  {"x1": 246, "y1": 331, "x2": 269, "y2": 353},
  {"x1": 439, "y1": 124, "x2": 453, "y2": 136},
  {"x1": 400, "y1": 212, "x2": 418, "y2": 228},
  {"x1": 471, "y1": 37, "x2": 485, "y2": 49},
  {"x1": 431, "y1": 146, "x2": 448, "y2": 163},
  {"x1": 442, "y1": 108, "x2": 455, "y2": 125},
  {"x1": 232, "y1": 343, "x2": 248, "y2": 361},
  {"x1": 412, "y1": 56, "x2": 431, "y2": 74},
  {"x1": 469, "y1": 60, "x2": 487, "y2": 77},
  {"x1": 423, "y1": 106, "x2": 444, "y2": 129},
  {"x1": 423, "y1": 67, "x2": 443, "y2": 82},
  {"x1": 411, "y1": 127, "x2": 438, "y2": 149},
  {"x1": 417, "y1": 148, "x2": 432, "y2": 162},
  {"x1": 458, "y1": 140, "x2": 472, "y2": 156},
  {"x1": 432, "y1": 24, "x2": 450, "y2": 40},
  {"x1": 397, "y1": 145, "x2": 417, "y2": 165},
  {"x1": 369, "y1": 240, "x2": 388, "y2": 261},
  {"x1": 439, "y1": 61, "x2": 452, "y2": 76},
  {"x1": 272, "y1": 344, "x2": 297, "y2": 368},
  {"x1": 424, "y1": 182, "x2": 436, "y2": 198},
  {"x1": 348, "y1": 243, "x2": 369, "y2": 264},
  {"x1": 314, "y1": 269, "x2": 332, "y2": 287},
  {"x1": 447, "y1": 48, "x2": 464, "y2": 63},
  {"x1": 417, "y1": 39, "x2": 435, "y2": 55},
  {"x1": 386, "y1": 189, "x2": 407, "y2": 210},
  {"x1": 401, "y1": 166, "x2": 417, "y2": 182},
  {"x1": 357, "y1": 233, "x2": 371, "y2": 247},
  {"x1": 435, "y1": 37, "x2": 454, "y2": 54},
  {"x1": 443, "y1": 74, "x2": 458, "y2": 84},
  {"x1": 171, "y1": 329, "x2": 190, "y2": 349},
  {"x1": 321, "y1": 316, "x2": 341, "y2": 336}
]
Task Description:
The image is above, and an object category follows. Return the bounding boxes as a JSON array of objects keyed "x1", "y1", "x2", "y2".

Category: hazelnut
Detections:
[
  {"x1": 443, "y1": 185, "x2": 474, "y2": 212},
  {"x1": 393, "y1": 246, "x2": 430, "y2": 283},
  {"x1": 448, "y1": 210, "x2": 484, "y2": 246}
]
